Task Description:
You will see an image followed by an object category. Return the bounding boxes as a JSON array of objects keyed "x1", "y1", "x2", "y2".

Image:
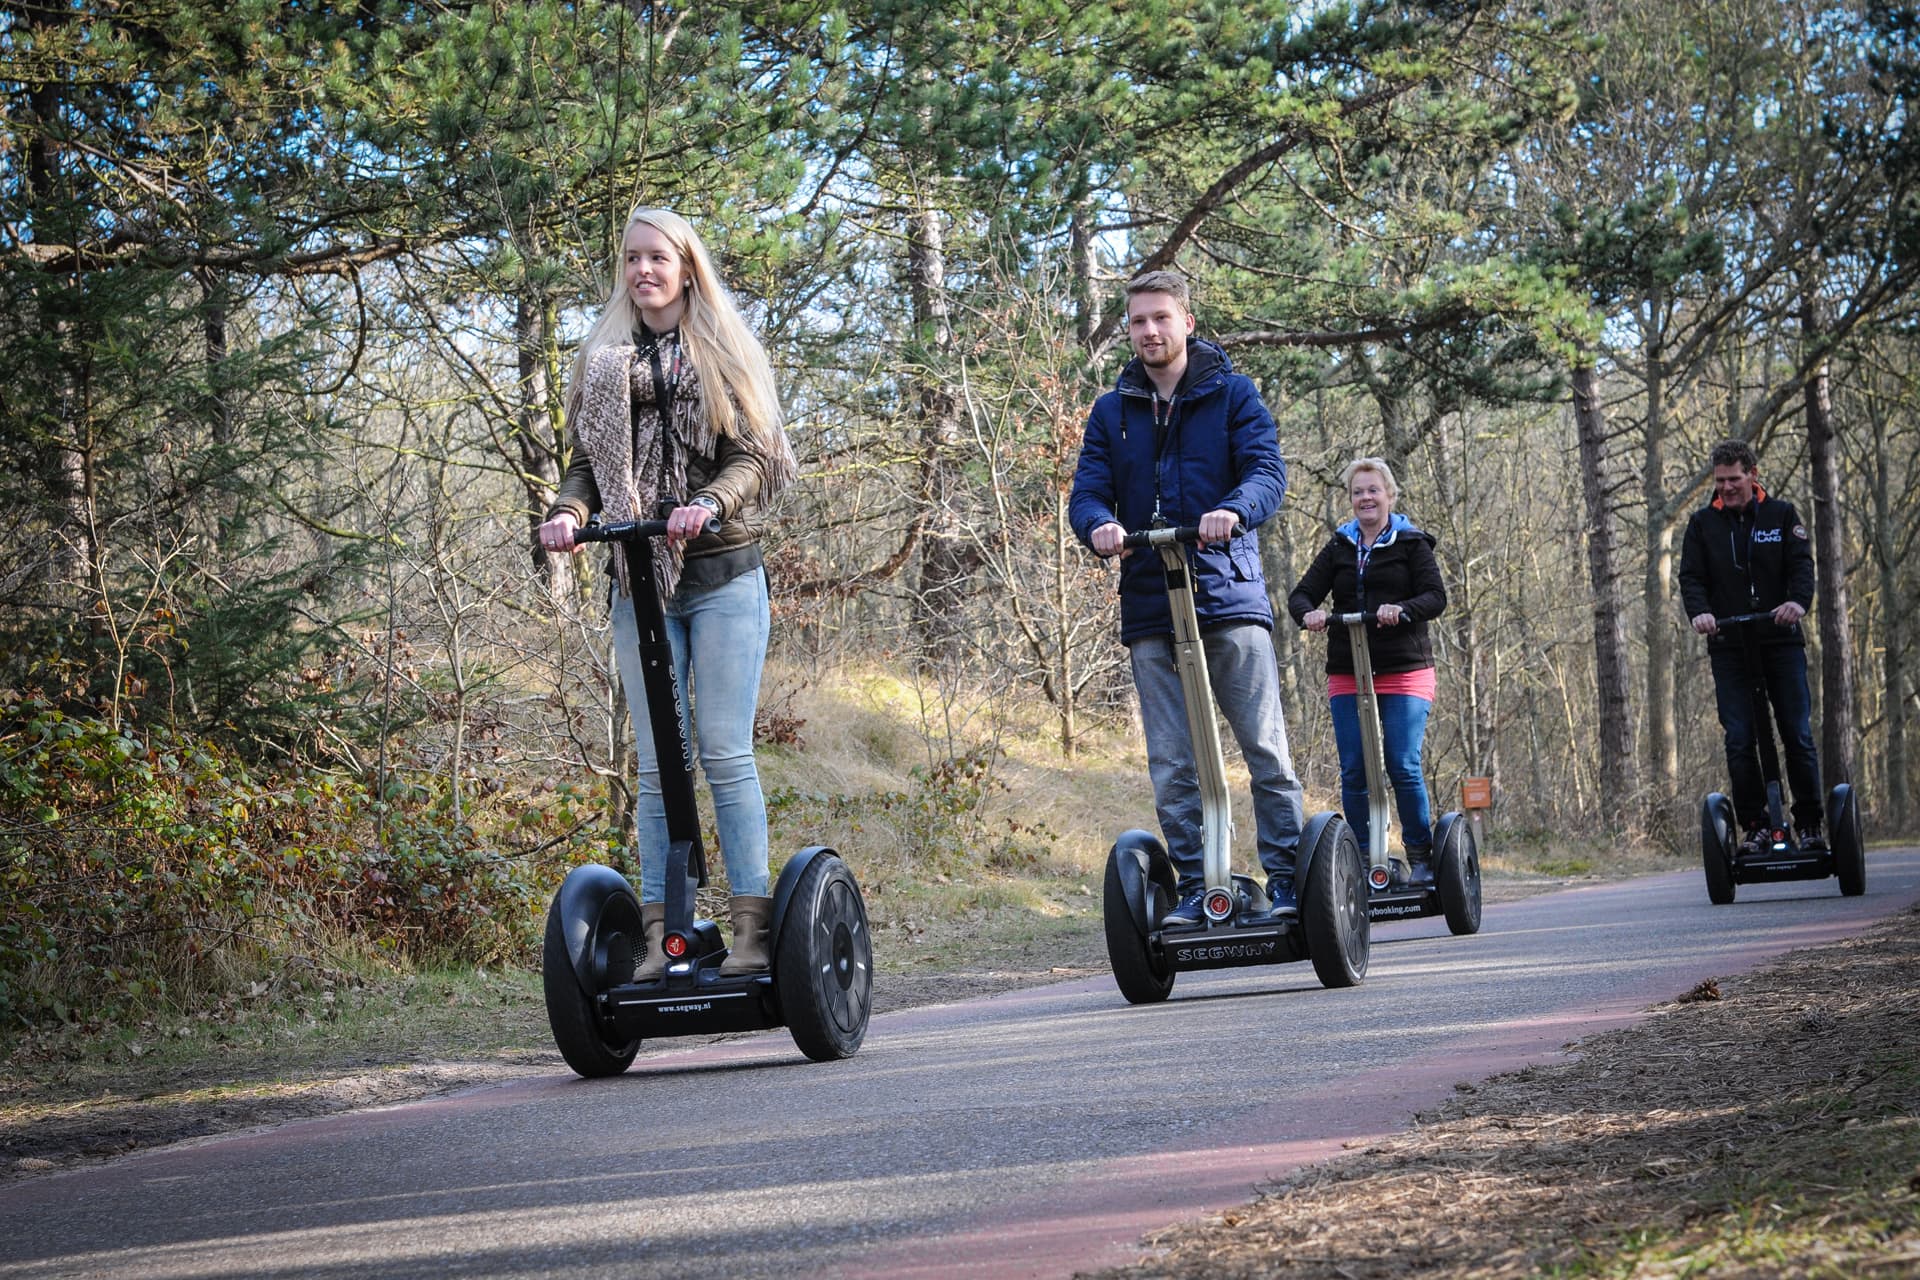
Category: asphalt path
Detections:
[{"x1": 4, "y1": 849, "x2": 1917, "y2": 1280}]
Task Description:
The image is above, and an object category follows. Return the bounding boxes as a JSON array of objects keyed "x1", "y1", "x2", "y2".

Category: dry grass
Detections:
[{"x1": 1091, "y1": 903, "x2": 1920, "y2": 1280}]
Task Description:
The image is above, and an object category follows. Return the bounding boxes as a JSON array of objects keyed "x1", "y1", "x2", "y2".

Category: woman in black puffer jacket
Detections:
[{"x1": 1287, "y1": 457, "x2": 1447, "y2": 877}]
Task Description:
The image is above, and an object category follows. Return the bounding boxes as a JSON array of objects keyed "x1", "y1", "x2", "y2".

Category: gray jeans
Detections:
[{"x1": 1130, "y1": 622, "x2": 1305, "y2": 890}]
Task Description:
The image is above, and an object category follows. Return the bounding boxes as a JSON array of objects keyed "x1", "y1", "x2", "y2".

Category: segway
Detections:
[
  {"x1": 541, "y1": 510, "x2": 873, "y2": 1077},
  {"x1": 1329, "y1": 613, "x2": 1481, "y2": 935},
  {"x1": 1698, "y1": 611, "x2": 1865, "y2": 904},
  {"x1": 1102, "y1": 526, "x2": 1370, "y2": 1005}
]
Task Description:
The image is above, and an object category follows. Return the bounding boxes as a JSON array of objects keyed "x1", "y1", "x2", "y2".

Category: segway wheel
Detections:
[
  {"x1": 775, "y1": 853, "x2": 873, "y2": 1061},
  {"x1": 1301, "y1": 814, "x2": 1369, "y2": 988},
  {"x1": 1829, "y1": 783, "x2": 1865, "y2": 897},
  {"x1": 1700, "y1": 792, "x2": 1737, "y2": 905},
  {"x1": 541, "y1": 888, "x2": 642, "y2": 1078},
  {"x1": 1435, "y1": 814, "x2": 1482, "y2": 936},
  {"x1": 1102, "y1": 848, "x2": 1174, "y2": 1004}
]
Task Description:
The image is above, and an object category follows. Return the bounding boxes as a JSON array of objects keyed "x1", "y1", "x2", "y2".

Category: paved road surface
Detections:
[{"x1": 4, "y1": 850, "x2": 1916, "y2": 1279}]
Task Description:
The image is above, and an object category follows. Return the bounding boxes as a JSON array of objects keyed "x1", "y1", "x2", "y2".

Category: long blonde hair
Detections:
[{"x1": 570, "y1": 208, "x2": 784, "y2": 451}]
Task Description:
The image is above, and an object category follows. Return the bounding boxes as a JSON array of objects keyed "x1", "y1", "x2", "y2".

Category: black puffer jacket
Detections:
[
  {"x1": 1677, "y1": 490, "x2": 1816, "y2": 650},
  {"x1": 1287, "y1": 514, "x2": 1447, "y2": 676}
]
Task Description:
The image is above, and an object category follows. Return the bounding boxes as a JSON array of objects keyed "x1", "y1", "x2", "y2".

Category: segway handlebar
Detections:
[
  {"x1": 575, "y1": 513, "x2": 724, "y2": 544},
  {"x1": 1119, "y1": 523, "x2": 1242, "y2": 550},
  {"x1": 1714, "y1": 610, "x2": 1792, "y2": 627}
]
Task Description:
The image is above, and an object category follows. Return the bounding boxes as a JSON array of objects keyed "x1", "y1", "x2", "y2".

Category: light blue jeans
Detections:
[
  {"x1": 1130, "y1": 623, "x2": 1305, "y2": 892},
  {"x1": 608, "y1": 567, "x2": 771, "y2": 901},
  {"x1": 1328, "y1": 692, "x2": 1434, "y2": 854}
]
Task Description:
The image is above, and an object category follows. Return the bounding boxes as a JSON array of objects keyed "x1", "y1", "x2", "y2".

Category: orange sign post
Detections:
[{"x1": 1460, "y1": 776, "x2": 1493, "y2": 851}]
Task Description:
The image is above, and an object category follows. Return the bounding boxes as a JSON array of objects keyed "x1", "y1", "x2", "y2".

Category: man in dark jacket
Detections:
[
  {"x1": 1068, "y1": 270, "x2": 1305, "y2": 925},
  {"x1": 1677, "y1": 439, "x2": 1822, "y2": 851}
]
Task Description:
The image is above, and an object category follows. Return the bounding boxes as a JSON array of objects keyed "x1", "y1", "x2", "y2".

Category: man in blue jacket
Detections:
[
  {"x1": 1069, "y1": 270, "x2": 1305, "y2": 925},
  {"x1": 1678, "y1": 439, "x2": 1823, "y2": 851}
]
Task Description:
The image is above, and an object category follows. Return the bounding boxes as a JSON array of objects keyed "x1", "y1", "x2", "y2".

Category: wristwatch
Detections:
[{"x1": 690, "y1": 495, "x2": 722, "y2": 517}]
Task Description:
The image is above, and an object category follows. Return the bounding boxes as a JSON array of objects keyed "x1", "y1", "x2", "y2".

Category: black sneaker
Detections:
[
  {"x1": 1161, "y1": 889, "x2": 1207, "y2": 929},
  {"x1": 1266, "y1": 877, "x2": 1299, "y2": 918},
  {"x1": 1796, "y1": 826, "x2": 1826, "y2": 851},
  {"x1": 1738, "y1": 826, "x2": 1770, "y2": 856}
]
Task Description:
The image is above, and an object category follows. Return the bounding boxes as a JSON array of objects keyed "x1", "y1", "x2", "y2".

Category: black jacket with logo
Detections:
[{"x1": 1677, "y1": 490, "x2": 1816, "y2": 650}]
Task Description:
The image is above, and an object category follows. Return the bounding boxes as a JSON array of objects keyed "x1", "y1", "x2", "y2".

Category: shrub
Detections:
[{"x1": 0, "y1": 696, "x2": 588, "y2": 1027}]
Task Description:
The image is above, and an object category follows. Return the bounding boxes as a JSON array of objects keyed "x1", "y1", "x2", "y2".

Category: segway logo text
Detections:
[
  {"x1": 659, "y1": 1001, "x2": 713, "y2": 1014},
  {"x1": 1174, "y1": 941, "x2": 1277, "y2": 962},
  {"x1": 1374, "y1": 903, "x2": 1424, "y2": 916}
]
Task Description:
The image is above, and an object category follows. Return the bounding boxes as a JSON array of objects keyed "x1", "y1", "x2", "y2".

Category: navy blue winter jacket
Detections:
[{"x1": 1068, "y1": 340, "x2": 1288, "y2": 644}]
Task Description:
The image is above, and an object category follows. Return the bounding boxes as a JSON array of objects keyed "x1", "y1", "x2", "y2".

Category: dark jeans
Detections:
[{"x1": 1709, "y1": 644, "x2": 1823, "y2": 831}]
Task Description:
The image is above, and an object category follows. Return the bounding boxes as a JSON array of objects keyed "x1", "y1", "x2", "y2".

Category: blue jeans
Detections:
[
  {"x1": 1329, "y1": 692, "x2": 1434, "y2": 854},
  {"x1": 1709, "y1": 644, "x2": 1822, "y2": 831},
  {"x1": 608, "y1": 567, "x2": 771, "y2": 901},
  {"x1": 1130, "y1": 623, "x2": 1305, "y2": 891}
]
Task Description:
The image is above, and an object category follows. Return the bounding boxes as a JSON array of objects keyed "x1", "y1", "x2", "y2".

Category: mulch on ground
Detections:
[{"x1": 1093, "y1": 902, "x2": 1920, "y2": 1278}]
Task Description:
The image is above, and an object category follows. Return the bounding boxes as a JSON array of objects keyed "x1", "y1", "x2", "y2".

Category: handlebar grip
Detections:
[{"x1": 1117, "y1": 524, "x2": 1241, "y2": 550}]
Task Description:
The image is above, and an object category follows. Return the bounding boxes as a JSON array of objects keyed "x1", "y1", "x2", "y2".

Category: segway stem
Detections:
[
  {"x1": 1331, "y1": 612, "x2": 1393, "y2": 874},
  {"x1": 1132, "y1": 527, "x2": 1235, "y2": 901},
  {"x1": 575, "y1": 512, "x2": 715, "y2": 934}
]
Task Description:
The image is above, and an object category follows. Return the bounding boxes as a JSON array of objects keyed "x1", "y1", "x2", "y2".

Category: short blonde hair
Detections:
[{"x1": 1341, "y1": 456, "x2": 1400, "y2": 501}]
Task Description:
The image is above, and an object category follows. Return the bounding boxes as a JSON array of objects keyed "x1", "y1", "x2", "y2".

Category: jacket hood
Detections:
[
  {"x1": 1115, "y1": 337, "x2": 1231, "y2": 397},
  {"x1": 1337, "y1": 511, "x2": 1429, "y2": 547}
]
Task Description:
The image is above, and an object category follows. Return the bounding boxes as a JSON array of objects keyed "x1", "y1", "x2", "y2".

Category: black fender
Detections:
[
  {"x1": 771, "y1": 845, "x2": 836, "y2": 955},
  {"x1": 1432, "y1": 810, "x2": 1462, "y2": 857},
  {"x1": 552, "y1": 863, "x2": 644, "y2": 998},
  {"x1": 1110, "y1": 829, "x2": 1175, "y2": 938},
  {"x1": 1295, "y1": 810, "x2": 1341, "y2": 897}
]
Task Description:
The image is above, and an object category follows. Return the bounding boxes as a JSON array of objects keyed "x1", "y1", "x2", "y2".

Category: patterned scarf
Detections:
[{"x1": 571, "y1": 338, "x2": 796, "y2": 601}]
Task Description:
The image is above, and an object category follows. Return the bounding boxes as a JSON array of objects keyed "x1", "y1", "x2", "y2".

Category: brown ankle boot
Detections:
[
  {"x1": 718, "y1": 895, "x2": 773, "y2": 976},
  {"x1": 634, "y1": 902, "x2": 668, "y2": 982}
]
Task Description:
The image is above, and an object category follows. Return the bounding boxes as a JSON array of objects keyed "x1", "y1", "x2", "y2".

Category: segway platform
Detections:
[
  {"x1": 1324, "y1": 614, "x2": 1483, "y2": 935},
  {"x1": 1696, "y1": 612, "x2": 1866, "y2": 905},
  {"x1": 1101, "y1": 526, "x2": 1371, "y2": 1004},
  {"x1": 541, "y1": 515, "x2": 873, "y2": 1076},
  {"x1": 1701, "y1": 784, "x2": 1865, "y2": 904}
]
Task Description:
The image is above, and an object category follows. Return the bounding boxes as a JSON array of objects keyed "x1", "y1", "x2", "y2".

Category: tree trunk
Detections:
[
  {"x1": 199, "y1": 267, "x2": 238, "y2": 564},
  {"x1": 1640, "y1": 330, "x2": 1679, "y2": 833},
  {"x1": 907, "y1": 199, "x2": 971, "y2": 664},
  {"x1": 1571, "y1": 361, "x2": 1636, "y2": 808},
  {"x1": 516, "y1": 291, "x2": 574, "y2": 601},
  {"x1": 1868, "y1": 394, "x2": 1908, "y2": 832},
  {"x1": 1070, "y1": 202, "x2": 1098, "y2": 350},
  {"x1": 1427, "y1": 414, "x2": 1494, "y2": 779},
  {"x1": 1803, "y1": 295, "x2": 1855, "y2": 790},
  {"x1": 1053, "y1": 490, "x2": 1076, "y2": 758}
]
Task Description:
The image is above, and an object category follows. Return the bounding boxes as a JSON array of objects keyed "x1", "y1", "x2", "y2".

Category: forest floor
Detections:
[{"x1": 6, "y1": 858, "x2": 1919, "y2": 1277}]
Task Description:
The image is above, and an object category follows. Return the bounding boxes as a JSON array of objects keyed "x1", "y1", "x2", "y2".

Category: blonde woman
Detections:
[
  {"x1": 536, "y1": 208, "x2": 796, "y2": 978},
  {"x1": 1288, "y1": 458, "x2": 1447, "y2": 881}
]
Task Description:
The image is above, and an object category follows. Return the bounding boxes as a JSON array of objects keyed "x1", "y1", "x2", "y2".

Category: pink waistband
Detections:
[{"x1": 1328, "y1": 667, "x2": 1437, "y2": 701}]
